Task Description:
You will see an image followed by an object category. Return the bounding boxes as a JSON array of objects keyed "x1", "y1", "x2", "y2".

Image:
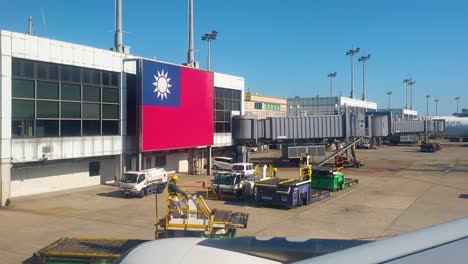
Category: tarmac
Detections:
[{"x1": 2, "y1": 141, "x2": 468, "y2": 263}]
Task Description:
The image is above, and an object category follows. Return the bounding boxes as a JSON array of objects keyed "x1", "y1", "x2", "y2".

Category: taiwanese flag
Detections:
[{"x1": 141, "y1": 60, "x2": 214, "y2": 151}]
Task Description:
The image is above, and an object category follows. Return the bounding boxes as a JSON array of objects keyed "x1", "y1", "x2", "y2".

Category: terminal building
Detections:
[
  {"x1": 244, "y1": 92, "x2": 287, "y2": 118},
  {"x1": 0, "y1": 29, "x2": 244, "y2": 205},
  {"x1": 287, "y1": 96, "x2": 377, "y2": 116}
]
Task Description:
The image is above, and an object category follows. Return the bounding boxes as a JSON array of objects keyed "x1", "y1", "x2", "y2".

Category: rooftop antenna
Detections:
[
  {"x1": 27, "y1": 16, "x2": 33, "y2": 35},
  {"x1": 41, "y1": 8, "x2": 47, "y2": 37},
  {"x1": 187, "y1": 0, "x2": 195, "y2": 67},
  {"x1": 115, "y1": 0, "x2": 123, "y2": 53}
]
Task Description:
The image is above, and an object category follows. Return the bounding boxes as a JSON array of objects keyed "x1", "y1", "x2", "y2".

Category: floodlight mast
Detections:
[
  {"x1": 327, "y1": 72, "x2": 337, "y2": 96},
  {"x1": 455, "y1": 96, "x2": 461, "y2": 114},
  {"x1": 434, "y1": 98, "x2": 439, "y2": 115},
  {"x1": 358, "y1": 54, "x2": 371, "y2": 101},
  {"x1": 201, "y1": 31, "x2": 217, "y2": 71},
  {"x1": 387, "y1": 91, "x2": 392, "y2": 109},
  {"x1": 403, "y1": 78, "x2": 412, "y2": 109},
  {"x1": 187, "y1": 0, "x2": 195, "y2": 67},
  {"x1": 426, "y1": 94, "x2": 431, "y2": 116},
  {"x1": 346, "y1": 47, "x2": 360, "y2": 99},
  {"x1": 408, "y1": 80, "x2": 416, "y2": 110}
]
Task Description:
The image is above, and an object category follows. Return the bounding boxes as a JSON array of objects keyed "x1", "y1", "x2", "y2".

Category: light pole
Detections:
[
  {"x1": 434, "y1": 98, "x2": 439, "y2": 116},
  {"x1": 408, "y1": 80, "x2": 416, "y2": 110},
  {"x1": 201, "y1": 30, "x2": 218, "y2": 71},
  {"x1": 359, "y1": 54, "x2": 371, "y2": 101},
  {"x1": 455, "y1": 96, "x2": 461, "y2": 114},
  {"x1": 327, "y1": 72, "x2": 337, "y2": 96},
  {"x1": 346, "y1": 47, "x2": 360, "y2": 99},
  {"x1": 403, "y1": 78, "x2": 411, "y2": 109},
  {"x1": 426, "y1": 94, "x2": 430, "y2": 116},
  {"x1": 387, "y1": 91, "x2": 392, "y2": 109},
  {"x1": 187, "y1": 0, "x2": 195, "y2": 67}
]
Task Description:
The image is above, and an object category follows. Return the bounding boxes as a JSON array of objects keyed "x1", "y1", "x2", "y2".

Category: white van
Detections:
[
  {"x1": 213, "y1": 157, "x2": 234, "y2": 170},
  {"x1": 231, "y1": 163, "x2": 255, "y2": 177}
]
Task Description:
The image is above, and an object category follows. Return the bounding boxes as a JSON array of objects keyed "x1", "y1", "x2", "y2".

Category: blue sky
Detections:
[{"x1": 1, "y1": 0, "x2": 467, "y2": 115}]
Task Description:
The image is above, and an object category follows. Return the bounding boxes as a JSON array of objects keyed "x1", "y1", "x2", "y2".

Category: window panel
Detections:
[
  {"x1": 12, "y1": 120, "x2": 34, "y2": 138},
  {"x1": 12, "y1": 59, "x2": 34, "y2": 78},
  {"x1": 36, "y1": 120, "x2": 59, "y2": 137},
  {"x1": 83, "y1": 69, "x2": 100, "y2": 85},
  {"x1": 224, "y1": 111, "x2": 231, "y2": 122},
  {"x1": 61, "y1": 66, "x2": 81, "y2": 83},
  {"x1": 89, "y1": 162, "x2": 100, "y2": 176},
  {"x1": 37, "y1": 63, "x2": 58, "y2": 81},
  {"x1": 37, "y1": 81, "x2": 59, "y2": 99},
  {"x1": 61, "y1": 83, "x2": 81, "y2": 100},
  {"x1": 102, "y1": 71, "x2": 110, "y2": 86},
  {"x1": 12, "y1": 99, "x2": 34, "y2": 119},
  {"x1": 83, "y1": 85, "x2": 100, "y2": 102},
  {"x1": 37, "y1": 101, "x2": 59, "y2": 118},
  {"x1": 83, "y1": 120, "x2": 101, "y2": 135},
  {"x1": 102, "y1": 120, "x2": 119, "y2": 135},
  {"x1": 215, "y1": 100, "x2": 224, "y2": 110},
  {"x1": 102, "y1": 104, "x2": 119, "y2": 119},
  {"x1": 61, "y1": 102, "x2": 81, "y2": 118},
  {"x1": 215, "y1": 111, "x2": 224, "y2": 121},
  {"x1": 111, "y1": 72, "x2": 119, "y2": 87},
  {"x1": 61, "y1": 120, "x2": 81, "y2": 136},
  {"x1": 83, "y1": 103, "x2": 100, "y2": 119},
  {"x1": 102, "y1": 87, "x2": 119, "y2": 103},
  {"x1": 224, "y1": 122, "x2": 231, "y2": 133},
  {"x1": 215, "y1": 123, "x2": 224, "y2": 133},
  {"x1": 12, "y1": 79, "x2": 35, "y2": 98}
]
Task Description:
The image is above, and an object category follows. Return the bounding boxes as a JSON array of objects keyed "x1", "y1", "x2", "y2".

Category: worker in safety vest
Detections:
[{"x1": 168, "y1": 175, "x2": 187, "y2": 218}]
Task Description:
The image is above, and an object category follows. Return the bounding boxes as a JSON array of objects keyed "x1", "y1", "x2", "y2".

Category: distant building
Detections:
[
  {"x1": 287, "y1": 96, "x2": 377, "y2": 116},
  {"x1": 375, "y1": 108, "x2": 418, "y2": 120},
  {"x1": 244, "y1": 92, "x2": 287, "y2": 118}
]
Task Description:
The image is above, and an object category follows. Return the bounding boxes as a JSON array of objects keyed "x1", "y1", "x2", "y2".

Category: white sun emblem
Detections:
[{"x1": 152, "y1": 70, "x2": 172, "y2": 100}]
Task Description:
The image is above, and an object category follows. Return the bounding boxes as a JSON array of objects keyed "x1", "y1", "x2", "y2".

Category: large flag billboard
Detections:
[{"x1": 141, "y1": 60, "x2": 214, "y2": 151}]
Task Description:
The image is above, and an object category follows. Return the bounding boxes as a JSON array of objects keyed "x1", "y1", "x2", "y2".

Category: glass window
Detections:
[
  {"x1": 12, "y1": 120, "x2": 34, "y2": 137},
  {"x1": 61, "y1": 83, "x2": 81, "y2": 101},
  {"x1": 37, "y1": 63, "x2": 58, "y2": 81},
  {"x1": 102, "y1": 104, "x2": 119, "y2": 119},
  {"x1": 37, "y1": 101, "x2": 59, "y2": 118},
  {"x1": 61, "y1": 66, "x2": 81, "y2": 83},
  {"x1": 12, "y1": 79, "x2": 35, "y2": 98},
  {"x1": 215, "y1": 100, "x2": 224, "y2": 110},
  {"x1": 102, "y1": 87, "x2": 119, "y2": 103},
  {"x1": 61, "y1": 120, "x2": 81, "y2": 136},
  {"x1": 61, "y1": 102, "x2": 81, "y2": 118},
  {"x1": 226, "y1": 89, "x2": 233, "y2": 99},
  {"x1": 37, "y1": 81, "x2": 59, "y2": 99},
  {"x1": 83, "y1": 85, "x2": 100, "y2": 102},
  {"x1": 224, "y1": 123, "x2": 231, "y2": 132},
  {"x1": 102, "y1": 120, "x2": 119, "y2": 135},
  {"x1": 111, "y1": 72, "x2": 119, "y2": 87},
  {"x1": 83, "y1": 103, "x2": 100, "y2": 119},
  {"x1": 83, "y1": 120, "x2": 100, "y2": 135},
  {"x1": 224, "y1": 111, "x2": 231, "y2": 122},
  {"x1": 145, "y1": 156, "x2": 153, "y2": 169},
  {"x1": 12, "y1": 59, "x2": 34, "y2": 78},
  {"x1": 215, "y1": 111, "x2": 224, "y2": 121},
  {"x1": 83, "y1": 69, "x2": 100, "y2": 85},
  {"x1": 36, "y1": 120, "x2": 59, "y2": 137},
  {"x1": 233, "y1": 101, "x2": 241, "y2": 111},
  {"x1": 155, "y1": 155, "x2": 166, "y2": 167},
  {"x1": 12, "y1": 100, "x2": 34, "y2": 119},
  {"x1": 215, "y1": 123, "x2": 224, "y2": 133}
]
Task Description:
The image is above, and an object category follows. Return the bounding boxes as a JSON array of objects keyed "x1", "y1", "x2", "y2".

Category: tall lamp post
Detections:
[
  {"x1": 358, "y1": 54, "x2": 371, "y2": 101},
  {"x1": 201, "y1": 30, "x2": 218, "y2": 71},
  {"x1": 327, "y1": 72, "x2": 337, "y2": 96},
  {"x1": 346, "y1": 47, "x2": 360, "y2": 99},
  {"x1": 455, "y1": 96, "x2": 461, "y2": 114},
  {"x1": 403, "y1": 78, "x2": 411, "y2": 109},
  {"x1": 426, "y1": 94, "x2": 431, "y2": 116},
  {"x1": 408, "y1": 80, "x2": 416, "y2": 110},
  {"x1": 387, "y1": 91, "x2": 392, "y2": 109},
  {"x1": 434, "y1": 98, "x2": 439, "y2": 116}
]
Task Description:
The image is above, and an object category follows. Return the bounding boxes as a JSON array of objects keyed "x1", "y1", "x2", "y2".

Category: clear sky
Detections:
[{"x1": 1, "y1": 0, "x2": 467, "y2": 115}]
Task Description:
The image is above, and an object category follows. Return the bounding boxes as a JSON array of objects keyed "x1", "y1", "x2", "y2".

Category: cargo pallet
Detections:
[{"x1": 34, "y1": 237, "x2": 147, "y2": 264}]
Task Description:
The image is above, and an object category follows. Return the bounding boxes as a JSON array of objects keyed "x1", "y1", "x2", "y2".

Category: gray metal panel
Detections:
[
  {"x1": 265, "y1": 119, "x2": 271, "y2": 139},
  {"x1": 268, "y1": 115, "x2": 343, "y2": 140},
  {"x1": 392, "y1": 121, "x2": 425, "y2": 134},
  {"x1": 257, "y1": 119, "x2": 265, "y2": 139},
  {"x1": 371, "y1": 116, "x2": 389, "y2": 137}
]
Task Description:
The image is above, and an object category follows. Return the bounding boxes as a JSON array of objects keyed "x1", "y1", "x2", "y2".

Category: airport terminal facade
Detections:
[{"x1": 0, "y1": 30, "x2": 244, "y2": 205}]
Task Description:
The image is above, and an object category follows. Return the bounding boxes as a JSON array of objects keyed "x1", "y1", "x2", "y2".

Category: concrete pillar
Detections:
[
  {"x1": 1, "y1": 164, "x2": 11, "y2": 206},
  {"x1": 207, "y1": 146, "x2": 212, "y2": 175}
]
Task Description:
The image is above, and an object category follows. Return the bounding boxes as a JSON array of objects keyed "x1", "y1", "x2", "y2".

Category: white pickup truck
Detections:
[{"x1": 119, "y1": 168, "x2": 168, "y2": 198}]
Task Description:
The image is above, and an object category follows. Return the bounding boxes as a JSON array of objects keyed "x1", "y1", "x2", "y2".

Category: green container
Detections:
[{"x1": 310, "y1": 172, "x2": 345, "y2": 191}]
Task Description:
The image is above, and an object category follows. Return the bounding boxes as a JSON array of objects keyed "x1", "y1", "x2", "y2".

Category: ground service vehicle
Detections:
[
  {"x1": 119, "y1": 168, "x2": 168, "y2": 198},
  {"x1": 212, "y1": 157, "x2": 234, "y2": 170},
  {"x1": 231, "y1": 162, "x2": 255, "y2": 177},
  {"x1": 211, "y1": 172, "x2": 256, "y2": 198}
]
